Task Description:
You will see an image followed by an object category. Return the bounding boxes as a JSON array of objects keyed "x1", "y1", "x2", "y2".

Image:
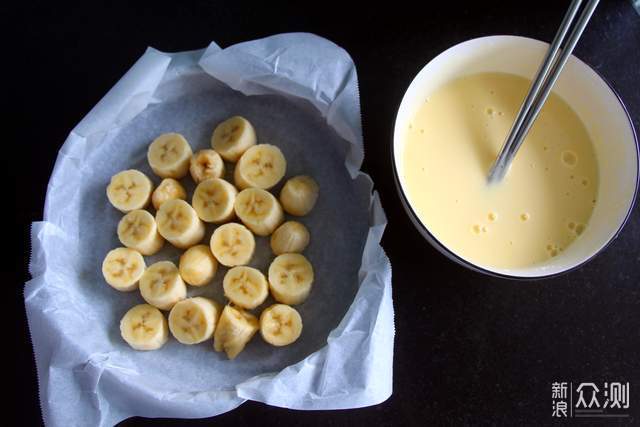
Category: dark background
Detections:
[{"x1": 12, "y1": 1, "x2": 640, "y2": 425}]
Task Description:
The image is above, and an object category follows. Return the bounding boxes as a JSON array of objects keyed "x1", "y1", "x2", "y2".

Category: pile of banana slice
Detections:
[{"x1": 103, "y1": 116, "x2": 320, "y2": 360}]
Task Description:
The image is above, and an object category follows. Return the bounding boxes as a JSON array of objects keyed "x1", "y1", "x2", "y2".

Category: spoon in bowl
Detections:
[{"x1": 487, "y1": 0, "x2": 600, "y2": 183}]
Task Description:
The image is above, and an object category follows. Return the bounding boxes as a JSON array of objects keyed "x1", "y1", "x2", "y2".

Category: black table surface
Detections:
[{"x1": 13, "y1": 1, "x2": 640, "y2": 425}]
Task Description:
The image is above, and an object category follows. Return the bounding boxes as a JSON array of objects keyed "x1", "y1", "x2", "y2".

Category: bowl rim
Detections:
[{"x1": 390, "y1": 35, "x2": 640, "y2": 280}]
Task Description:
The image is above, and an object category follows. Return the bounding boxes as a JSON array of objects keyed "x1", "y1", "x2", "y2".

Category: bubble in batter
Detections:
[
  {"x1": 488, "y1": 212, "x2": 498, "y2": 222},
  {"x1": 520, "y1": 213, "x2": 530, "y2": 222},
  {"x1": 561, "y1": 150, "x2": 578, "y2": 167},
  {"x1": 546, "y1": 243, "x2": 561, "y2": 258}
]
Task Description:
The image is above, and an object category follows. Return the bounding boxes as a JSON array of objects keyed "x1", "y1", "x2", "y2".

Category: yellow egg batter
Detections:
[{"x1": 403, "y1": 72, "x2": 598, "y2": 269}]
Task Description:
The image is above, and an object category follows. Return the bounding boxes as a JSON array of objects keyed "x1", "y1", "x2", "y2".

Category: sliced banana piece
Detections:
[
  {"x1": 120, "y1": 304, "x2": 169, "y2": 350},
  {"x1": 147, "y1": 133, "x2": 193, "y2": 179},
  {"x1": 210, "y1": 223, "x2": 255, "y2": 267},
  {"x1": 260, "y1": 304, "x2": 303, "y2": 347},
  {"x1": 102, "y1": 247, "x2": 146, "y2": 292},
  {"x1": 139, "y1": 261, "x2": 187, "y2": 310},
  {"x1": 211, "y1": 116, "x2": 257, "y2": 162},
  {"x1": 152, "y1": 178, "x2": 187, "y2": 210},
  {"x1": 156, "y1": 199, "x2": 205, "y2": 249},
  {"x1": 234, "y1": 144, "x2": 286, "y2": 190},
  {"x1": 179, "y1": 244, "x2": 218, "y2": 286},
  {"x1": 192, "y1": 178, "x2": 238, "y2": 223},
  {"x1": 234, "y1": 188, "x2": 284, "y2": 236},
  {"x1": 106, "y1": 169, "x2": 153, "y2": 213},
  {"x1": 223, "y1": 266, "x2": 268, "y2": 309},
  {"x1": 117, "y1": 209, "x2": 165, "y2": 255},
  {"x1": 270, "y1": 221, "x2": 310, "y2": 255},
  {"x1": 190, "y1": 149, "x2": 225, "y2": 183},
  {"x1": 268, "y1": 253, "x2": 314, "y2": 305},
  {"x1": 279, "y1": 175, "x2": 319, "y2": 216},
  {"x1": 168, "y1": 297, "x2": 222, "y2": 345},
  {"x1": 213, "y1": 305, "x2": 259, "y2": 360}
]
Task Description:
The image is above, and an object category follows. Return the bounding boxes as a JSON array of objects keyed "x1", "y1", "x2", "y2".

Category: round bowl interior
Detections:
[{"x1": 392, "y1": 35, "x2": 639, "y2": 279}]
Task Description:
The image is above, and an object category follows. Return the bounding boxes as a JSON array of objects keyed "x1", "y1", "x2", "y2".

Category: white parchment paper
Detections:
[{"x1": 25, "y1": 33, "x2": 394, "y2": 426}]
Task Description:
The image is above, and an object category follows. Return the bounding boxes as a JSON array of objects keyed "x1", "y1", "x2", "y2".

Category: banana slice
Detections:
[
  {"x1": 279, "y1": 175, "x2": 319, "y2": 216},
  {"x1": 120, "y1": 304, "x2": 169, "y2": 350},
  {"x1": 211, "y1": 116, "x2": 257, "y2": 162},
  {"x1": 152, "y1": 178, "x2": 187, "y2": 210},
  {"x1": 234, "y1": 188, "x2": 284, "y2": 236},
  {"x1": 102, "y1": 247, "x2": 146, "y2": 292},
  {"x1": 192, "y1": 178, "x2": 238, "y2": 223},
  {"x1": 210, "y1": 223, "x2": 255, "y2": 267},
  {"x1": 190, "y1": 149, "x2": 225, "y2": 183},
  {"x1": 117, "y1": 209, "x2": 165, "y2": 256},
  {"x1": 260, "y1": 304, "x2": 303, "y2": 347},
  {"x1": 106, "y1": 169, "x2": 153, "y2": 213},
  {"x1": 156, "y1": 199, "x2": 205, "y2": 249},
  {"x1": 223, "y1": 266, "x2": 268, "y2": 309},
  {"x1": 139, "y1": 261, "x2": 187, "y2": 310},
  {"x1": 168, "y1": 297, "x2": 222, "y2": 345},
  {"x1": 213, "y1": 305, "x2": 259, "y2": 360},
  {"x1": 270, "y1": 221, "x2": 310, "y2": 255},
  {"x1": 179, "y1": 244, "x2": 218, "y2": 286},
  {"x1": 147, "y1": 133, "x2": 193, "y2": 179},
  {"x1": 268, "y1": 253, "x2": 314, "y2": 305},
  {"x1": 234, "y1": 144, "x2": 287, "y2": 190}
]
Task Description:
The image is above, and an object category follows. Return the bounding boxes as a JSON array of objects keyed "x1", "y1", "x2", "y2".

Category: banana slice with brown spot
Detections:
[
  {"x1": 260, "y1": 304, "x2": 303, "y2": 347},
  {"x1": 211, "y1": 116, "x2": 257, "y2": 162},
  {"x1": 102, "y1": 247, "x2": 146, "y2": 292},
  {"x1": 223, "y1": 266, "x2": 268, "y2": 309},
  {"x1": 168, "y1": 297, "x2": 222, "y2": 345},
  {"x1": 268, "y1": 253, "x2": 314, "y2": 305},
  {"x1": 209, "y1": 223, "x2": 255, "y2": 267},
  {"x1": 190, "y1": 149, "x2": 225, "y2": 183},
  {"x1": 117, "y1": 209, "x2": 165, "y2": 255},
  {"x1": 234, "y1": 144, "x2": 286, "y2": 190},
  {"x1": 213, "y1": 305, "x2": 259, "y2": 359},
  {"x1": 151, "y1": 178, "x2": 187, "y2": 210},
  {"x1": 192, "y1": 178, "x2": 238, "y2": 223},
  {"x1": 139, "y1": 261, "x2": 187, "y2": 310},
  {"x1": 156, "y1": 199, "x2": 205, "y2": 249},
  {"x1": 147, "y1": 133, "x2": 193, "y2": 179},
  {"x1": 106, "y1": 169, "x2": 154, "y2": 213},
  {"x1": 120, "y1": 304, "x2": 169, "y2": 350},
  {"x1": 234, "y1": 188, "x2": 284, "y2": 236}
]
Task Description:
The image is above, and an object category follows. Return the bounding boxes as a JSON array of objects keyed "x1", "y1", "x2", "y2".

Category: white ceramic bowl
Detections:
[{"x1": 392, "y1": 35, "x2": 639, "y2": 279}]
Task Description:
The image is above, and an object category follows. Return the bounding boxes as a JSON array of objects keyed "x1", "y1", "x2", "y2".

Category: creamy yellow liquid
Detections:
[{"x1": 403, "y1": 72, "x2": 598, "y2": 269}]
